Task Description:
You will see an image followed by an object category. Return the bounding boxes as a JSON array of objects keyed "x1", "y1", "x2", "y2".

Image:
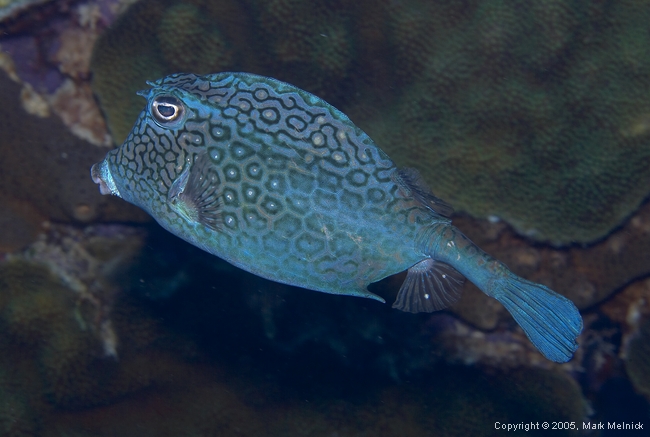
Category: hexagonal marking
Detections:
[
  {"x1": 295, "y1": 233, "x2": 325, "y2": 258},
  {"x1": 260, "y1": 195, "x2": 283, "y2": 215},
  {"x1": 265, "y1": 173, "x2": 287, "y2": 193},
  {"x1": 288, "y1": 168, "x2": 316, "y2": 194},
  {"x1": 340, "y1": 189, "x2": 364, "y2": 210},
  {"x1": 286, "y1": 194, "x2": 311, "y2": 215},
  {"x1": 241, "y1": 183, "x2": 261, "y2": 204},
  {"x1": 240, "y1": 158, "x2": 260, "y2": 178},
  {"x1": 229, "y1": 141, "x2": 255, "y2": 161},
  {"x1": 223, "y1": 164, "x2": 241, "y2": 182},
  {"x1": 273, "y1": 213, "x2": 302, "y2": 239},
  {"x1": 243, "y1": 207, "x2": 269, "y2": 231}
]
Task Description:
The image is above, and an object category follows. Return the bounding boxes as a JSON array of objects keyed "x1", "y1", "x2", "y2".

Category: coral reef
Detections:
[
  {"x1": 596, "y1": 276, "x2": 650, "y2": 400},
  {"x1": 0, "y1": 246, "x2": 589, "y2": 436},
  {"x1": 0, "y1": 69, "x2": 149, "y2": 252},
  {"x1": 49, "y1": 79, "x2": 111, "y2": 147},
  {"x1": 156, "y1": 2, "x2": 235, "y2": 73},
  {"x1": 0, "y1": 1, "x2": 146, "y2": 251},
  {"x1": 447, "y1": 201, "x2": 650, "y2": 330},
  {"x1": 0, "y1": 224, "x2": 201, "y2": 415},
  {"x1": 0, "y1": 257, "x2": 191, "y2": 427},
  {"x1": 378, "y1": 0, "x2": 650, "y2": 245},
  {"x1": 7, "y1": 224, "x2": 148, "y2": 357},
  {"x1": 1, "y1": 0, "x2": 120, "y2": 146},
  {"x1": 90, "y1": 0, "x2": 650, "y2": 245}
]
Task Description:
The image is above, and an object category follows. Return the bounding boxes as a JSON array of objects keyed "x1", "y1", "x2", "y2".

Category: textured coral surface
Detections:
[
  {"x1": 90, "y1": 0, "x2": 650, "y2": 244},
  {"x1": 0, "y1": 70, "x2": 149, "y2": 251}
]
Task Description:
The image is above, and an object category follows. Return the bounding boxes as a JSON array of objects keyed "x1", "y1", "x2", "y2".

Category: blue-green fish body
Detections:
[{"x1": 92, "y1": 73, "x2": 582, "y2": 362}]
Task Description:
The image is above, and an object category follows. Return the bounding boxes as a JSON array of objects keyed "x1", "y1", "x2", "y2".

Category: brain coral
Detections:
[
  {"x1": 375, "y1": 0, "x2": 650, "y2": 245},
  {"x1": 90, "y1": 0, "x2": 650, "y2": 244}
]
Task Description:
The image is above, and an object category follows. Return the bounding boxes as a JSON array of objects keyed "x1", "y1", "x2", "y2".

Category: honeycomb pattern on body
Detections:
[{"x1": 106, "y1": 73, "x2": 438, "y2": 295}]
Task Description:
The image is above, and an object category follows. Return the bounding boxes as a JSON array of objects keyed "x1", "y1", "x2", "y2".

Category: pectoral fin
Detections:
[{"x1": 168, "y1": 151, "x2": 222, "y2": 231}]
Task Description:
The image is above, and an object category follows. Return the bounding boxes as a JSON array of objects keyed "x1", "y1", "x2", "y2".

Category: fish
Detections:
[{"x1": 91, "y1": 72, "x2": 582, "y2": 362}]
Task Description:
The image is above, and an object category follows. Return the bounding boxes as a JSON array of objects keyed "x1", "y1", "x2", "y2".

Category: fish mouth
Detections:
[{"x1": 91, "y1": 160, "x2": 120, "y2": 197}]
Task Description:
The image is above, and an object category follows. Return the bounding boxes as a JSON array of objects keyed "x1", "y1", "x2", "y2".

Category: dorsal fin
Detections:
[
  {"x1": 168, "y1": 151, "x2": 223, "y2": 231},
  {"x1": 394, "y1": 168, "x2": 453, "y2": 217},
  {"x1": 392, "y1": 258, "x2": 465, "y2": 313}
]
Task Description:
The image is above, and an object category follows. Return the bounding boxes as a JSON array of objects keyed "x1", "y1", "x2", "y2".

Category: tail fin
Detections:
[
  {"x1": 415, "y1": 223, "x2": 582, "y2": 362},
  {"x1": 492, "y1": 273, "x2": 582, "y2": 363}
]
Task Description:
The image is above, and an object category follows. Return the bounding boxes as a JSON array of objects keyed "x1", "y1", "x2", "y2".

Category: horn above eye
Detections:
[{"x1": 151, "y1": 95, "x2": 184, "y2": 124}]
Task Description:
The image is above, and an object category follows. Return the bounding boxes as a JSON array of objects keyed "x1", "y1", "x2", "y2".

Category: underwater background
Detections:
[{"x1": 0, "y1": 0, "x2": 649, "y2": 435}]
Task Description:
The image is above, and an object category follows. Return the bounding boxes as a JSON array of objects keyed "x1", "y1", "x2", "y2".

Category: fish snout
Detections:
[{"x1": 91, "y1": 160, "x2": 120, "y2": 197}]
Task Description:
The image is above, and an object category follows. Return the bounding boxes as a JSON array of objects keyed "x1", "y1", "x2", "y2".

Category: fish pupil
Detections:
[
  {"x1": 158, "y1": 104, "x2": 175, "y2": 117},
  {"x1": 152, "y1": 95, "x2": 183, "y2": 123}
]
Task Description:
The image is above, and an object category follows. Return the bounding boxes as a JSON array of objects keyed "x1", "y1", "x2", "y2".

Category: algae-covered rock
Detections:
[{"x1": 90, "y1": 0, "x2": 650, "y2": 245}]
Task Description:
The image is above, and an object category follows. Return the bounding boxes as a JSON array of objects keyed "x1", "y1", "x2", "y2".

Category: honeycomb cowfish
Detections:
[{"x1": 91, "y1": 73, "x2": 582, "y2": 362}]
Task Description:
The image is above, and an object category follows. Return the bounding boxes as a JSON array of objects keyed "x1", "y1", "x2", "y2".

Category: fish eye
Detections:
[{"x1": 151, "y1": 95, "x2": 184, "y2": 124}]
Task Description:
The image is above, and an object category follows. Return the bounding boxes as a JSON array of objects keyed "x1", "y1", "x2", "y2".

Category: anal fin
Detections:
[{"x1": 392, "y1": 259, "x2": 465, "y2": 313}]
